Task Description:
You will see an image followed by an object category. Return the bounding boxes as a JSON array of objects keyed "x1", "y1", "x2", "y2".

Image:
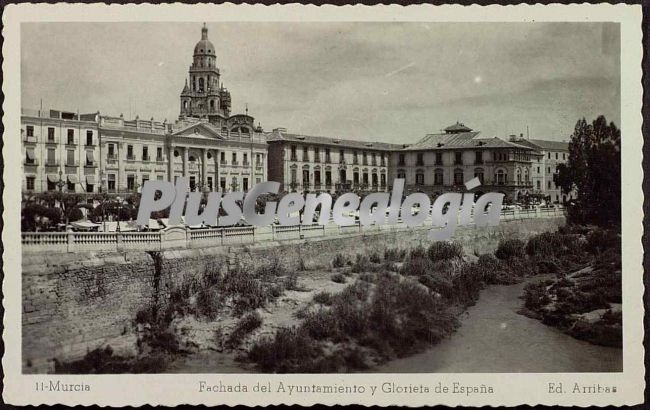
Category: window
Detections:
[
  {"x1": 26, "y1": 176, "x2": 35, "y2": 190},
  {"x1": 221, "y1": 152, "x2": 226, "y2": 163},
  {"x1": 547, "y1": 167, "x2": 551, "y2": 173},
  {"x1": 475, "y1": 151, "x2": 483, "y2": 164},
  {"x1": 474, "y1": 168, "x2": 484, "y2": 184},
  {"x1": 108, "y1": 144, "x2": 115, "y2": 159},
  {"x1": 67, "y1": 129, "x2": 74, "y2": 145},
  {"x1": 396, "y1": 169, "x2": 406, "y2": 179},
  {"x1": 434, "y1": 169, "x2": 444, "y2": 185},
  {"x1": 47, "y1": 148, "x2": 56, "y2": 165},
  {"x1": 353, "y1": 151, "x2": 359, "y2": 164},
  {"x1": 232, "y1": 152, "x2": 237, "y2": 164},
  {"x1": 353, "y1": 172, "x2": 360, "y2": 185},
  {"x1": 243, "y1": 178, "x2": 249, "y2": 191},
  {"x1": 416, "y1": 153, "x2": 424, "y2": 166},
  {"x1": 86, "y1": 131, "x2": 93, "y2": 146},
  {"x1": 67, "y1": 180, "x2": 75, "y2": 192},
  {"x1": 314, "y1": 170, "x2": 321, "y2": 185},
  {"x1": 67, "y1": 150, "x2": 75, "y2": 166},
  {"x1": 372, "y1": 173, "x2": 378, "y2": 186},
  {"x1": 454, "y1": 169, "x2": 464, "y2": 185},
  {"x1": 372, "y1": 153, "x2": 377, "y2": 166},
  {"x1": 26, "y1": 126, "x2": 34, "y2": 137},
  {"x1": 548, "y1": 180, "x2": 552, "y2": 189},
  {"x1": 314, "y1": 147, "x2": 320, "y2": 162},
  {"x1": 454, "y1": 152, "x2": 463, "y2": 165},
  {"x1": 142, "y1": 146, "x2": 149, "y2": 161},
  {"x1": 495, "y1": 169, "x2": 507, "y2": 185},
  {"x1": 380, "y1": 174, "x2": 386, "y2": 187},
  {"x1": 47, "y1": 179, "x2": 56, "y2": 191},
  {"x1": 547, "y1": 152, "x2": 551, "y2": 159},
  {"x1": 325, "y1": 148, "x2": 331, "y2": 163},
  {"x1": 290, "y1": 145, "x2": 297, "y2": 161},
  {"x1": 362, "y1": 173, "x2": 369, "y2": 185},
  {"x1": 537, "y1": 167, "x2": 540, "y2": 173},
  {"x1": 25, "y1": 148, "x2": 36, "y2": 164},
  {"x1": 243, "y1": 153, "x2": 248, "y2": 165},
  {"x1": 363, "y1": 152, "x2": 368, "y2": 165},
  {"x1": 108, "y1": 174, "x2": 116, "y2": 191},
  {"x1": 398, "y1": 153, "x2": 405, "y2": 166},
  {"x1": 516, "y1": 169, "x2": 521, "y2": 184},
  {"x1": 563, "y1": 153, "x2": 566, "y2": 160},
  {"x1": 157, "y1": 147, "x2": 163, "y2": 161},
  {"x1": 435, "y1": 152, "x2": 443, "y2": 165},
  {"x1": 127, "y1": 175, "x2": 136, "y2": 190},
  {"x1": 555, "y1": 152, "x2": 558, "y2": 160},
  {"x1": 415, "y1": 171, "x2": 424, "y2": 185},
  {"x1": 325, "y1": 171, "x2": 332, "y2": 186},
  {"x1": 86, "y1": 183, "x2": 94, "y2": 193},
  {"x1": 220, "y1": 177, "x2": 226, "y2": 191},
  {"x1": 291, "y1": 169, "x2": 297, "y2": 183},
  {"x1": 48, "y1": 127, "x2": 55, "y2": 142},
  {"x1": 207, "y1": 177, "x2": 213, "y2": 191},
  {"x1": 303, "y1": 147, "x2": 309, "y2": 162},
  {"x1": 339, "y1": 149, "x2": 345, "y2": 162},
  {"x1": 303, "y1": 169, "x2": 310, "y2": 185},
  {"x1": 380, "y1": 153, "x2": 385, "y2": 166},
  {"x1": 127, "y1": 145, "x2": 134, "y2": 160},
  {"x1": 189, "y1": 176, "x2": 196, "y2": 191},
  {"x1": 536, "y1": 181, "x2": 541, "y2": 190}
]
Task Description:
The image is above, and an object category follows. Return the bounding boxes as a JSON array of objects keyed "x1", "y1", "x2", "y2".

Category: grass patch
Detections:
[{"x1": 226, "y1": 312, "x2": 263, "y2": 349}]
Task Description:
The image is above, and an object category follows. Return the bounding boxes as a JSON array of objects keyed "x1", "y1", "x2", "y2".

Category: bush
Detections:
[
  {"x1": 409, "y1": 245, "x2": 427, "y2": 260},
  {"x1": 332, "y1": 253, "x2": 347, "y2": 268},
  {"x1": 384, "y1": 248, "x2": 406, "y2": 262},
  {"x1": 195, "y1": 287, "x2": 223, "y2": 319},
  {"x1": 226, "y1": 312, "x2": 263, "y2": 348},
  {"x1": 427, "y1": 242, "x2": 463, "y2": 261},
  {"x1": 312, "y1": 291, "x2": 333, "y2": 305},
  {"x1": 400, "y1": 256, "x2": 433, "y2": 277},
  {"x1": 247, "y1": 327, "x2": 321, "y2": 372},
  {"x1": 255, "y1": 256, "x2": 286, "y2": 279},
  {"x1": 352, "y1": 254, "x2": 371, "y2": 273},
  {"x1": 585, "y1": 229, "x2": 619, "y2": 254},
  {"x1": 495, "y1": 239, "x2": 525, "y2": 260},
  {"x1": 525, "y1": 232, "x2": 563, "y2": 257},
  {"x1": 331, "y1": 273, "x2": 347, "y2": 284},
  {"x1": 369, "y1": 251, "x2": 382, "y2": 264}
]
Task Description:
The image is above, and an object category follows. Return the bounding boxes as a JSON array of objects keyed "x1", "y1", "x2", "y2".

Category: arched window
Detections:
[
  {"x1": 454, "y1": 169, "x2": 464, "y2": 185},
  {"x1": 524, "y1": 168, "x2": 529, "y2": 182},
  {"x1": 516, "y1": 168, "x2": 522, "y2": 184},
  {"x1": 183, "y1": 101, "x2": 188, "y2": 110},
  {"x1": 210, "y1": 100, "x2": 215, "y2": 110},
  {"x1": 434, "y1": 168, "x2": 444, "y2": 185},
  {"x1": 198, "y1": 78, "x2": 205, "y2": 92}
]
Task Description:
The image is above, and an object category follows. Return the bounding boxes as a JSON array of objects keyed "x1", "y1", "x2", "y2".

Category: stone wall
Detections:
[{"x1": 22, "y1": 216, "x2": 564, "y2": 373}]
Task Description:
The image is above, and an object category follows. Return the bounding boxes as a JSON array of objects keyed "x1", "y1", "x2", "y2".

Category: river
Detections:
[{"x1": 375, "y1": 276, "x2": 623, "y2": 373}]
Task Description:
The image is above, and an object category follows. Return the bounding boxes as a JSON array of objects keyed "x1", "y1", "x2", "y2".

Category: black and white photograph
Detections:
[{"x1": 2, "y1": 3, "x2": 644, "y2": 407}]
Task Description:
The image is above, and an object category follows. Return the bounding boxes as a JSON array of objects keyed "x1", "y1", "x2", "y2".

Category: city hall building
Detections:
[{"x1": 21, "y1": 24, "x2": 570, "y2": 203}]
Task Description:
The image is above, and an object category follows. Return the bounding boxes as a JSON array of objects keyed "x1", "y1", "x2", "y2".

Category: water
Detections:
[{"x1": 375, "y1": 277, "x2": 623, "y2": 373}]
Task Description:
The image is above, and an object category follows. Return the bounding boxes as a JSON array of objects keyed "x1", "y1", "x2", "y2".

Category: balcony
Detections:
[
  {"x1": 65, "y1": 140, "x2": 77, "y2": 147},
  {"x1": 142, "y1": 155, "x2": 151, "y2": 162},
  {"x1": 84, "y1": 162, "x2": 97, "y2": 168},
  {"x1": 156, "y1": 156, "x2": 164, "y2": 162},
  {"x1": 325, "y1": 156, "x2": 331, "y2": 163},
  {"x1": 126, "y1": 155, "x2": 136, "y2": 161},
  {"x1": 314, "y1": 157, "x2": 320, "y2": 163},
  {"x1": 353, "y1": 159, "x2": 359, "y2": 165},
  {"x1": 85, "y1": 142, "x2": 96, "y2": 148},
  {"x1": 290, "y1": 154, "x2": 298, "y2": 161},
  {"x1": 475, "y1": 159, "x2": 484, "y2": 165},
  {"x1": 220, "y1": 160, "x2": 228, "y2": 165},
  {"x1": 65, "y1": 161, "x2": 79, "y2": 168},
  {"x1": 24, "y1": 135, "x2": 37, "y2": 143},
  {"x1": 45, "y1": 138, "x2": 57, "y2": 145},
  {"x1": 24, "y1": 159, "x2": 39, "y2": 166},
  {"x1": 44, "y1": 160, "x2": 59, "y2": 167},
  {"x1": 107, "y1": 154, "x2": 117, "y2": 161},
  {"x1": 232, "y1": 161, "x2": 239, "y2": 166},
  {"x1": 243, "y1": 161, "x2": 250, "y2": 167}
]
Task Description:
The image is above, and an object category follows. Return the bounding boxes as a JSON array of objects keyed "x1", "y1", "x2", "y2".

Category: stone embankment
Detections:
[{"x1": 22, "y1": 216, "x2": 564, "y2": 373}]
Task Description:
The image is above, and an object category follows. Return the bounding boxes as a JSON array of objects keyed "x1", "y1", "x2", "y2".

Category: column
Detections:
[
  {"x1": 202, "y1": 148, "x2": 208, "y2": 188},
  {"x1": 182, "y1": 146, "x2": 189, "y2": 177}
]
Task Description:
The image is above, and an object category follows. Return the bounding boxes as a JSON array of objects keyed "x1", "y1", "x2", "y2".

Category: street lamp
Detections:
[
  {"x1": 56, "y1": 170, "x2": 66, "y2": 192},
  {"x1": 115, "y1": 196, "x2": 122, "y2": 232}
]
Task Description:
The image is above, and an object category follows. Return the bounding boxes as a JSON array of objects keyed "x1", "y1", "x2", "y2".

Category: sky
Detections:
[{"x1": 21, "y1": 22, "x2": 620, "y2": 144}]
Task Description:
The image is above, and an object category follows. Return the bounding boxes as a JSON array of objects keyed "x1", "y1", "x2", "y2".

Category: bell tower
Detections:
[{"x1": 180, "y1": 23, "x2": 232, "y2": 125}]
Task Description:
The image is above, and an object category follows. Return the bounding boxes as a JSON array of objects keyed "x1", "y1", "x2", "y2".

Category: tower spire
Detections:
[{"x1": 201, "y1": 23, "x2": 208, "y2": 40}]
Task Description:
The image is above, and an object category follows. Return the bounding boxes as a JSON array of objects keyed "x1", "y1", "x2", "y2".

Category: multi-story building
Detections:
[
  {"x1": 21, "y1": 24, "x2": 267, "y2": 195},
  {"x1": 21, "y1": 109, "x2": 101, "y2": 193},
  {"x1": 266, "y1": 128, "x2": 397, "y2": 193},
  {"x1": 514, "y1": 137, "x2": 574, "y2": 203},
  {"x1": 389, "y1": 122, "x2": 536, "y2": 201}
]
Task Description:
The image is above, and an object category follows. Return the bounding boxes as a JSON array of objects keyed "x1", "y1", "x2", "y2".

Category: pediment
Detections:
[{"x1": 172, "y1": 122, "x2": 225, "y2": 140}]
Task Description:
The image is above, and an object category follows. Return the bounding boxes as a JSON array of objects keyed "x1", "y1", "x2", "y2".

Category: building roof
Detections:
[
  {"x1": 266, "y1": 129, "x2": 401, "y2": 151},
  {"x1": 402, "y1": 131, "x2": 534, "y2": 151},
  {"x1": 194, "y1": 24, "x2": 216, "y2": 56},
  {"x1": 516, "y1": 138, "x2": 569, "y2": 152},
  {"x1": 444, "y1": 122, "x2": 473, "y2": 133}
]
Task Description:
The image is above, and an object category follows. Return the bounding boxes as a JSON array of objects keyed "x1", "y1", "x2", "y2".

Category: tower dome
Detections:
[{"x1": 193, "y1": 23, "x2": 215, "y2": 56}]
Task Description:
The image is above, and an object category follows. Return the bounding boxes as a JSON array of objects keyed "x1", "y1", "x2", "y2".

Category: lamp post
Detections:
[
  {"x1": 115, "y1": 196, "x2": 122, "y2": 232},
  {"x1": 56, "y1": 170, "x2": 66, "y2": 192}
]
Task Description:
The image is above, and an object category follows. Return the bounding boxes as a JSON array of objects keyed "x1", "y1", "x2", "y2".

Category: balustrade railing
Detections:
[{"x1": 21, "y1": 207, "x2": 564, "y2": 253}]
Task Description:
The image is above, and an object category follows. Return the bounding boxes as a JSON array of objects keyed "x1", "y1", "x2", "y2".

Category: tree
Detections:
[{"x1": 555, "y1": 116, "x2": 620, "y2": 227}]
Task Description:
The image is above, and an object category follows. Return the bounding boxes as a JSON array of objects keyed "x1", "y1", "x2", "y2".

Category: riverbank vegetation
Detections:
[{"x1": 520, "y1": 227, "x2": 621, "y2": 347}]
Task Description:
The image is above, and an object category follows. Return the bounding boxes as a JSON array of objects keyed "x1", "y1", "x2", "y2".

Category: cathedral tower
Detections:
[{"x1": 180, "y1": 24, "x2": 232, "y2": 124}]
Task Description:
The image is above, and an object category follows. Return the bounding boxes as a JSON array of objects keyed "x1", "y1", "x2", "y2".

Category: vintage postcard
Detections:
[{"x1": 1, "y1": 3, "x2": 644, "y2": 407}]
